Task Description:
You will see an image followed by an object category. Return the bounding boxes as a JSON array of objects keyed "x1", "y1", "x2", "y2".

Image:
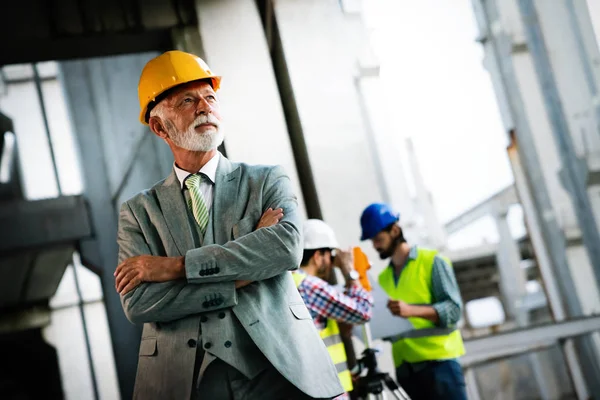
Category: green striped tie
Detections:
[{"x1": 185, "y1": 174, "x2": 209, "y2": 233}]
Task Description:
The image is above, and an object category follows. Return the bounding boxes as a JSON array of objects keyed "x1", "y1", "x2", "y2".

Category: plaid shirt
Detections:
[
  {"x1": 295, "y1": 272, "x2": 374, "y2": 331},
  {"x1": 295, "y1": 272, "x2": 373, "y2": 400}
]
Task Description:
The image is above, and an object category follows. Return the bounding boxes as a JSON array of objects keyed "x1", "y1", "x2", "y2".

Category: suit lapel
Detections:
[
  {"x1": 211, "y1": 155, "x2": 241, "y2": 245},
  {"x1": 156, "y1": 170, "x2": 195, "y2": 256}
]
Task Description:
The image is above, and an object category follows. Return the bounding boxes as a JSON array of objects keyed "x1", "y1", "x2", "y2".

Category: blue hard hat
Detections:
[{"x1": 360, "y1": 203, "x2": 400, "y2": 241}]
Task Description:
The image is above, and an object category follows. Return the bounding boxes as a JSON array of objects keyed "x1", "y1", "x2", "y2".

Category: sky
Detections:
[{"x1": 362, "y1": 0, "x2": 526, "y2": 248}]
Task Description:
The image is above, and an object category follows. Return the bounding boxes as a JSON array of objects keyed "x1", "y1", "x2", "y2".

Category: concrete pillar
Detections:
[
  {"x1": 193, "y1": 0, "x2": 306, "y2": 218},
  {"x1": 491, "y1": 207, "x2": 527, "y2": 323},
  {"x1": 273, "y1": 0, "x2": 385, "y2": 257},
  {"x1": 492, "y1": 205, "x2": 559, "y2": 399}
]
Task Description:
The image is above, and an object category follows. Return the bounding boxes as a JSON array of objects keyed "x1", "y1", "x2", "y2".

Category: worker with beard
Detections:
[
  {"x1": 359, "y1": 203, "x2": 467, "y2": 400},
  {"x1": 293, "y1": 219, "x2": 373, "y2": 400}
]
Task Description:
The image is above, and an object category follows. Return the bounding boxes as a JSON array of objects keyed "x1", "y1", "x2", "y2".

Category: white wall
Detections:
[
  {"x1": 195, "y1": 0, "x2": 306, "y2": 219},
  {"x1": 274, "y1": 0, "x2": 384, "y2": 262}
]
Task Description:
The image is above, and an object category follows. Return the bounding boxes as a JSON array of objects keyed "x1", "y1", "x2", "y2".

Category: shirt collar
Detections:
[
  {"x1": 407, "y1": 245, "x2": 418, "y2": 260},
  {"x1": 173, "y1": 152, "x2": 220, "y2": 189},
  {"x1": 388, "y1": 245, "x2": 418, "y2": 269}
]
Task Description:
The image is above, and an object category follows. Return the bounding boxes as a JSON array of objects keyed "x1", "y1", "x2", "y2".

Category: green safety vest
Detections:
[
  {"x1": 378, "y1": 247, "x2": 465, "y2": 367},
  {"x1": 292, "y1": 273, "x2": 353, "y2": 392}
]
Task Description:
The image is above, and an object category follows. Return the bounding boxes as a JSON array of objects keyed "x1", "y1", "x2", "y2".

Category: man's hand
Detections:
[
  {"x1": 333, "y1": 247, "x2": 354, "y2": 275},
  {"x1": 234, "y1": 208, "x2": 283, "y2": 289},
  {"x1": 255, "y1": 207, "x2": 284, "y2": 229},
  {"x1": 115, "y1": 255, "x2": 185, "y2": 295},
  {"x1": 235, "y1": 280, "x2": 253, "y2": 289},
  {"x1": 387, "y1": 299, "x2": 412, "y2": 318},
  {"x1": 115, "y1": 208, "x2": 283, "y2": 294},
  {"x1": 333, "y1": 247, "x2": 359, "y2": 288}
]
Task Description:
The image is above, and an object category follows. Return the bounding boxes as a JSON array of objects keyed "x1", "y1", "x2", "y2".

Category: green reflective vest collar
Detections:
[
  {"x1": 292, "y1": 272, "x2": 353, "y2": 392},
  {"x1": 378, "y1": 247, "x2": 465, "y2": 366},
  {"x1": 292, "y1": 270, "x2": 306, "y2": 287}
]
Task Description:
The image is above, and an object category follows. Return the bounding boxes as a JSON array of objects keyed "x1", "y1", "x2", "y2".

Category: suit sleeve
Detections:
[
  {"x1": 117, "y1": 202, "x2": 238, "y2": 324},
  {"x1": 184, "y1": 165, "x2": 302, "y2": 283}
]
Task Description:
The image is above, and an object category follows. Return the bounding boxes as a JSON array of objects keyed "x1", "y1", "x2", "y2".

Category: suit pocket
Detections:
[
  {"x1": 139, "y1": 337, "x2": 157, "y2": 357},
  {"x1": 289, "y1": 303, "x2": 312, "y2": 320},
  {"x1": 232, "y1": 215, "x2": 256, "y2": 239}
]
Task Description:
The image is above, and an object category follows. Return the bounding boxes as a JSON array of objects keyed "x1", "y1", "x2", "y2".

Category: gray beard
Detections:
[{"x1": 170, "y1": 126, "x2": 224, "y2": 152}]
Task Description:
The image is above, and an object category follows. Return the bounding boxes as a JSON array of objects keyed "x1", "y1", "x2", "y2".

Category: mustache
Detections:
[{"x1": 192, "y1": 114, "x2": 220, "y2": 128}]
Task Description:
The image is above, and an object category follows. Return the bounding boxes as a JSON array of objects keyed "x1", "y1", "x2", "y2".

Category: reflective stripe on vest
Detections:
[
  {"x1": 292, "y1": 272, "x2": 353, "y2": 392},
  {"x1": 377, "y1": 248, "x2": 465, "y2": 367}
]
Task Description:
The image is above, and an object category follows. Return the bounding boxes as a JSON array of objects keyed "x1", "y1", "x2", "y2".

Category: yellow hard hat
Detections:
[{"x1": 138, "y1": 50, "x2": 221, "y2": 125}]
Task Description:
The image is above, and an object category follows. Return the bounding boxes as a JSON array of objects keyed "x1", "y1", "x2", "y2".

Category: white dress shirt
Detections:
[{"x1": 173, "y1": 152, "x2": 220, "y2": 212}]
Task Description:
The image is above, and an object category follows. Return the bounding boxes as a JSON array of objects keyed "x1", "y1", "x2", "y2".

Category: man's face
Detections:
[
  {"x1": 371, "y1": 230, "x2": 396, "y2": 259},
  {"x1": 315, "y1": 250, "x2": 334, "y2": 280},
  {"x1": 152, "y1": 80, "x2": 224, "y2": 152}
]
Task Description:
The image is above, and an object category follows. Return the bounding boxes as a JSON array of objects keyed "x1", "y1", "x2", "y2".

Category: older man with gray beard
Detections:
[{"x1": 114, "y1": 51, "x2": 343, "y2": 400}]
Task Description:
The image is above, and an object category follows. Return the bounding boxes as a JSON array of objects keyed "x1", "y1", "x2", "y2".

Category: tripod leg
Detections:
[{"x1": 383, "y1": 374, "x2": 411, "y2": 400}]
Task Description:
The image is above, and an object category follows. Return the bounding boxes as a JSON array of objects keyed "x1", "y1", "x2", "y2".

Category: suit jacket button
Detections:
[
  {"x1": 187, "y1": 339, "x2": 197, "y2": 348},
  {"x1": 218, "y1": 312, "x2": 225, "y2": 319},
  {"x1": 204, "y1": 342, "x2": 212, "y2": 349},
  {"x1": 200, "y1": 316, "x2": 208, "y2": 322},
  {"x1": 224, "y1": 341, "x2": 232, "y2": 348}
]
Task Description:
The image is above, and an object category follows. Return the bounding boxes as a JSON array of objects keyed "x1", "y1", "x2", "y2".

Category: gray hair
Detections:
[
  {"x1": 149, "y1": 102, "x2": 177, "y2": 133},
  {"x1": 149, "y1": 101, "x2": 166, "y2": 120}
]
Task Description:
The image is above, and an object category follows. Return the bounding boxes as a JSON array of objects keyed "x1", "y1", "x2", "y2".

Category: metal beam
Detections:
[
  {"x1": 472, "y1": 0, "x2": 600, "y2": 395},
  {"x1": 0, "y1": 305, "x2": 51, "y2": 334},
  {"x1": 444, "y1": 185, "x2": 517, "y2": 234},
  {"x1": 461, "y1": 315, "x2": 600, "y2": 367},
  {"x1": 518, "y1": 0, "x2": 600, "y2": 304},
  {"x1": 0, "y1": 196, "x2": 92, "y2": 253}
]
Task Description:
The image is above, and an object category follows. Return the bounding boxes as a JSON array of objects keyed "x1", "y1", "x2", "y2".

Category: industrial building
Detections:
[{"x1": 2, "y1": 0, "x2": 600, "y2": 399}]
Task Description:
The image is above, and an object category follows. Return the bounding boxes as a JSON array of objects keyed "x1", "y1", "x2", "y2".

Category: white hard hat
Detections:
[{"x1": 303, "y1": 219, "x2": 339, "y2": 250}]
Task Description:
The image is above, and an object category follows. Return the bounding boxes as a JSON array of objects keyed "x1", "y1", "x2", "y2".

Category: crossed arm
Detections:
[{"x1": 115, "y1": 166, "x2": 301, "y2": 324}]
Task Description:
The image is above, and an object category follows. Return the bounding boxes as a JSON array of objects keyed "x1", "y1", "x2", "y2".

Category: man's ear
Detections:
[
  {"x1": 390, "y1": 224, "x2": 401, "y2": 238},
  {"x1": 311, "y1": 251, "x2": 322, "y2": 267},
  {"x1": 148, "y1": 116, "x2": 169, "y2": 140}
]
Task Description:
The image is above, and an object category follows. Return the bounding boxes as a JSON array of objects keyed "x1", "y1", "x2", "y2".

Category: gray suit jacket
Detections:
[{"x1": 117, "y1": 155, "x2": 343, "y2": 399}]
